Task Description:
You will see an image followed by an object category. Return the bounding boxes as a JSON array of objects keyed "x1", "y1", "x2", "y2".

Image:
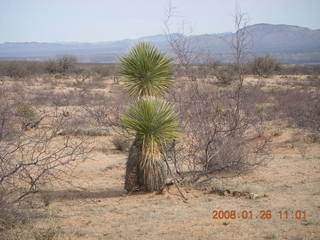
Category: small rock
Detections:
[
  {"x1": 288, "y1": 144, "x2": 294, "y2": 149},
  {"x1": 249, "y1": 193, "x2": 258, "y2": 199},
  {"x1": 272, "y1": 130, "x2": 282, "y2": 136},
  {"x1": 223, "y1": 190, "x2": 231, "y2": 196},
  {"x1": 232, "y1": 191, "x2": 242, "y2": 197},
  {"x1": 301, "y1": 219, "x2": 311, "y2": 226},
  {"x1": 242, "y1": 192, "x2": 251, "y2": 198}
]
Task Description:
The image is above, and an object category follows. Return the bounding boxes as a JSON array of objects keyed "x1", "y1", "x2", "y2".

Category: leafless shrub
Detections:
[
  {"x1": 307, "y1": 132, "x2": 320, "y2": 143},
  {"x1": 278, "y1": 64, "x2": 320, "y2": 75},
  {"x1": 163, "y1": 7, "x2": 270, "y2": 184},
  {"x1": 39, "y1": 190, "x2": 53, "y2": 207},
  {"x1": 196, "y1": 60, "x2": 220, "y2": 80},
  {"x1": 57, "y1": 126, "x2": 109, "y2": 136},
  {"x1": 70, "y1": 75, "x2": 106, "y2": 90},
  {"x1": 0, "y1": 85, "x2": 90, "y2": 204},
  {"x1": 213, "y1": 65, "x2": 237, "y2": 85},
  {"x1": 0, "y1": 85, "x2": 45, "y2": 139},
  {"x1": 43, "y1": 55, "x2": 76, "y2": 74},
  {"x1": 31, "y1": 89, "x2": 108, "y2": 107},
  {"x1": 111, "y1": 135, "x2": 130, "y2": 152},
  {"x1": 274, "y1": 88, "x2": 320, "y2": 132},
  {"x1": 57, "y1": 55, "x2": 76, "y2": 73},
  {"x1": 166, "y1": 81, "x2": 269, "y2": 180},
  {"x1": 88, "y1": 76, "x2": 107, "y2": 88},
  {"x1": 0, "y1": 123, "x2": 89, "y2": 203},
  {"x1": 0, "y1": 61, "x2": 43, "y2": 78},
  {"x1": 44, "y1": 60, "x2": 59, "y2": 74},
  {"x1": 1, "y1": 221, "x2": 63, "y2": 240},
  {"x1": 33, "y1": 225, "x2": 62, "y2": 240},
  {"x1": 0, "y1": 86, "x2": 18, "y2": 140},
  {"x1": 0, "y1": 198, "x2": 27, "y2": 232},
  {"x1": 305, "y1": 75, "x2": 320, "y2": 88},
  {"x1": 83, "y1": 86, "x2": 129, "y2": 131},
  {"x1": 278, "y1": 75, "x2": 320, "y2": 88},
  {"x1": 71, "y1": 70, "x2": 91, "y2": 88},
  {"x1": 91, "y1": 63, "x2": 119, "y2": 77},
  {"x1": 241, "y1": 83, "x2": 276, "y2": 120},
  {"x1": 164, "y1": 1, "x2": 199, "y2": 79},
  {"x1": 0, "y1": 60, "x2": 120, "y2": 80}
]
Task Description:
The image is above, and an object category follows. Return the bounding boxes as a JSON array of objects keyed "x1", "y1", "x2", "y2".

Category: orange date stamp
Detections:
[{"x1": 212, "y1": 210, "x2": 307, "y2": 220}]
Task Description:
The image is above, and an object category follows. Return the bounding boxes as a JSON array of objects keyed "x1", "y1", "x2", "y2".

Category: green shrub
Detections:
[
  {"x1": 250, "y1": 56, "x2": 281, "y2": 77},
  {"x1": 44, "y1": 60, "x2": 60, "y2": 74},
  {"x1": 54, "y1": 73, "x2": 63, "y2": 79},
  {"x1": 15, "y1": 102, "x2": 39, "y2": 130},
  {"x1": 255, "y1": 105, "x2": 264, "y2": 115},
  {"x1": 214, "y1": 65, "x2": 237, "y2": 84},
  {"x1": 44, "y1": 55, "x2": 76, "y2": 74},
  {"x1": 2, "y1": 61, "x2": 29, "y2": 78},
  {"x1": 15, "y1": 103, "x2": 38, "y2": 121},
  {"x1": 56, "y1": 55, "x2": 76, "y2": 73}
]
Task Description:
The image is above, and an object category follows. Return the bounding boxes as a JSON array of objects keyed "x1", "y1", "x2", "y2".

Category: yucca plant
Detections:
[
  {"x1": 121, "y1": 97, "x2": 179, "y2": 191},
  {"x1": 119, "y1": 42, "x2": 173, "y2": 98},
  {"x1": 120, "y1": 42, "x2": 178, "y2": 192}
]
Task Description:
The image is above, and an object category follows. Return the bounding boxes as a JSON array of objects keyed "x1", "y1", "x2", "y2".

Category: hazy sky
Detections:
[{"x1": 1, "y1": 0, "x2": 319, "y2": 42}]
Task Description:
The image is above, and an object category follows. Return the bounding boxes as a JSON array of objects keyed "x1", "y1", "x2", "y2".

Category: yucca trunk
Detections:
[
  {"x1": 139, "y1": 140, "x2": 167, "y2": 191},
  {"x1": 124, "y1": 140, "x2": 141, "y2": 192},
  {"x1": 124, "y1": 139, "x2": 167, "y2": 192}
]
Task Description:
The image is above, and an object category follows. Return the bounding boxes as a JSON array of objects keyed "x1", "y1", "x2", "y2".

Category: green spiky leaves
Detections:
[
  {"x1": 121, "y1": 97, "x2": 179, "y2": 145},
  {"x1": 119, "y1": 42, "x2": 173, "y2": 98}
]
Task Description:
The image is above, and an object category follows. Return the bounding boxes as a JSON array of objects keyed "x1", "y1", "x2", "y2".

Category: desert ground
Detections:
[{"x1": 1, "y1": 72, "x2": 320, "y2": 240}]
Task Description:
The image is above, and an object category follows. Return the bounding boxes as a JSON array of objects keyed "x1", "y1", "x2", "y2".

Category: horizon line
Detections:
[{"x1": 0, "y1": 23, "x2": 318, "y2": 44}]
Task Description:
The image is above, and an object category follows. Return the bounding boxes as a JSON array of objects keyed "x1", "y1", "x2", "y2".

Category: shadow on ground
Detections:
[{"x1": 41, "y1": 188, "x2": 126, "y2": 201}]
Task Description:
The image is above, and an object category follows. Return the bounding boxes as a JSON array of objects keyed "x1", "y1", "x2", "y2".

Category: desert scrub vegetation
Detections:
[
  {"x1": 111, "y1": 135, "x2": 130, "y2": 152},
  {"x1": 273, "y1": 87, "x2": 320, "y2": 133},
  {"x1": 0, "y1": 57, "x2": 119, "y2": 80},
  {"x1": 0, "y1": 208, "x2": 64, "y2": 240},
  {"x1": 0, "y1": 83, "x2": 90, "y2": 215},
  {"x1": 0, "y1": 60, "x2": 43, "y2": 78},
  {"x1": 0, "y1": 198, "x2": 27, "y2": 232},
  {"x1": 30, "y1": 88, "x2": 109, "y2": 107},
  {"x1": 213, "y1": 65, "x2": 237, "y2": 85},
  {"x1": 14, "y1": 102, "x2": 42, "y2": 131},
  {"x1": 249, "y1": 55, "x2": 281, "y2": 78},
  {"x1": 277, "y1": 64, "x2": 320, "y2": 75},
  {"x1": 119, "y1": 42, "x2": 179, "y2": 192},
  {"x1": 0, "y1": 56, "x2": 76, "y2": 78},
  {"x1": 166, "y1": 80, "x2": 270, "y2": 181},
  {"x1": 44, "y1": 55, "x2": 76, "y2": 74},
  {"x1": 0, "y1": 114, "x2": 89, "y2": 203},
  {"x1": 118, "y1": 41, "x2": 270, "y2": 192},
  {"x1": 161, "y1": 11, "x2": 272, "y2": 183}
]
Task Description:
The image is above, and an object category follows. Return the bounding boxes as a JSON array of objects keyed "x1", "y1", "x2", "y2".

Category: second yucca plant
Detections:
[{"x1": 121, "y1": 97, "x2": 179, "y2": 191}]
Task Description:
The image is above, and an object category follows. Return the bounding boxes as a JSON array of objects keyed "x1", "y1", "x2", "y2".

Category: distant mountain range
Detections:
[{"x1": 1, "y1": 24, "x2": 320, "y2": 64}]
